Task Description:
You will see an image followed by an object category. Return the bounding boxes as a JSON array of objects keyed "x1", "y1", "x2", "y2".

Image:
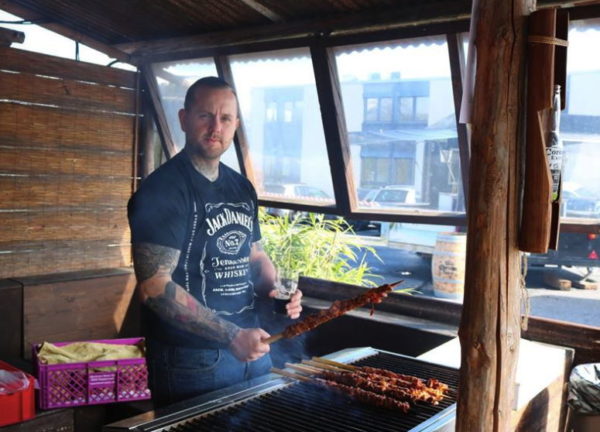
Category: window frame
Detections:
[{"x1": 143, "y1": 8, "x2": 600, "y2": 231}]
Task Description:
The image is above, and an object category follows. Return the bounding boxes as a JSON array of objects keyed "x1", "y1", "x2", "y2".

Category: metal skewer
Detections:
[{"x1": 263, "y1": 280, "x2": 403, "y2": 344}]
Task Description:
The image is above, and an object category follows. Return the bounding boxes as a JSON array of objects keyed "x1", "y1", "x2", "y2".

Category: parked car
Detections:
[
  {"x1": 261, "y1": 183, "x2": 333, "y2": 218},
  {"x1": 361, "y1": 185, "x2": 417, "y2": 208},
  {"x1": 562, "y1": 185, "x2": 600, "y2": 219}
]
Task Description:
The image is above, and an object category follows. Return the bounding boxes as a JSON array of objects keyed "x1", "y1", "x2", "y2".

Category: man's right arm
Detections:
[{"x1": 133, "y1": 242, "x2": 270, "y2": 361}]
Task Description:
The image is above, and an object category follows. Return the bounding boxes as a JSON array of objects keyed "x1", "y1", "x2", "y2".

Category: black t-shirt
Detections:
[{"x1": 128, "y1": 151, "x2": 261, "y2": 348}]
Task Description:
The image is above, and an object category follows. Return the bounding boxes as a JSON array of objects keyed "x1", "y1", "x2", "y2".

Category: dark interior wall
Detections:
[{"x1": 303, "y1": 314, "x2": 452, "y2": 358}]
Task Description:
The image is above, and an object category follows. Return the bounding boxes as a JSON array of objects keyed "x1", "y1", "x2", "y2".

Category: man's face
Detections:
[{"x1": 179, "y1": 86, "x2": 239, "y2": 160}]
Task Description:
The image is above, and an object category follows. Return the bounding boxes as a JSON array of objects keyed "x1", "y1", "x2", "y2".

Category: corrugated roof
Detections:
[{"x1": 1, "y1": 0, "x2": 473, "y2": 61}]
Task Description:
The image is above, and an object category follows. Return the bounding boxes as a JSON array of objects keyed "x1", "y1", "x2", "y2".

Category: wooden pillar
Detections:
[{"x1": 457, "y1": 0, "x2": 533, "y2": 431}]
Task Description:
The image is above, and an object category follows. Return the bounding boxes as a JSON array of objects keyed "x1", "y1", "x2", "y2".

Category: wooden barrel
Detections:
[{"x1": 431, "y1": 232, "x2": 467, "y2": 300}]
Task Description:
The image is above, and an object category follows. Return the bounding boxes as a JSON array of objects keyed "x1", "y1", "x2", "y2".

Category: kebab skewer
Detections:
[
  {"x1": 264, "y1": 280, "x2": 402, "y2": 344},
  {"x1": 288, "y1": 362, "x2": 447, "y2": 405},
  {"x1": 310, "y1": 356, "x2": 449, "y2": 398},
  {"x1": 271, "y1": 367, "x2": 411, "y2": 412}
]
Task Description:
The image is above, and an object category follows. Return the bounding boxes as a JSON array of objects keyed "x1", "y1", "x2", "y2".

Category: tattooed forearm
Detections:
[
  {"x1": 146, "y1": 280, "x2": 240, "y2": 345},
  {"x1": 132, "y1": 242, "x2": 180, "y2": 282},
  {"x1": 133, "y1": 242, "x2": 239, "y2": 345}
]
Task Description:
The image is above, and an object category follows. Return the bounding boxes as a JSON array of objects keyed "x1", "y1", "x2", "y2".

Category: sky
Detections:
[{"x1": 0, "y1": 9, "x2": 135, "y2": 70}]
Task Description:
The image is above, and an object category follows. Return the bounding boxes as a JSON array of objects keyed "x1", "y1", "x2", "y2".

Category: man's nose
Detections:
[{"x1": 209, "y1": 116, "x2": 222, "y2": 133}]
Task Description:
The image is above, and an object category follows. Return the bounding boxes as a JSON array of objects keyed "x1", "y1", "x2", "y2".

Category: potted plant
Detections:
[{"x1": 259, "y1": 210, "x2": 380, "y2": 287}]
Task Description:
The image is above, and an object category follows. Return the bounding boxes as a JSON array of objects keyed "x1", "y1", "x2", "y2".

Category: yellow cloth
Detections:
[{"x1": 37, "y1": 341, "x2": 144, "y2": 365}]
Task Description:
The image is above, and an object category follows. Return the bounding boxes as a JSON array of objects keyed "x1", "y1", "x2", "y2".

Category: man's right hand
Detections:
[{"x1": 228, "y1": 328, "x2": 271, "y2": 362}]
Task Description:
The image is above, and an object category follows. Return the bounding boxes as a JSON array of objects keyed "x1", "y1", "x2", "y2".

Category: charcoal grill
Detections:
[{"x1": 104, "y1": 347, "x2": 459, "y2": 432}]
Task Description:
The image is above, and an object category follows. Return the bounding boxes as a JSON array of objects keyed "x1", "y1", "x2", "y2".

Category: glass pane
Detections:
[
  {"x1": 335, "y1": 36, "x2": 465, "y2": 213},
  {"x1": 561, "y1": 18, "x2": 600, "y2": 221},
  {"x1": 380, "y1": 97, "x2": 393, "y2": 122},
  {"x1": 151, "y1": 59, "x2": 240, "y2": 171},
  {"x1": 229, "y1": 48, "x2": 335, "y2": 206},
  {"x1": 366, "y1": 98, "x2": 379, "y2": 122}
]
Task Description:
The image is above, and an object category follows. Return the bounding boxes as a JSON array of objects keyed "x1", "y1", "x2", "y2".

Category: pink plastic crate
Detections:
[{"x1": 33, "y1": 338, "x2": 151, "y2": 409}]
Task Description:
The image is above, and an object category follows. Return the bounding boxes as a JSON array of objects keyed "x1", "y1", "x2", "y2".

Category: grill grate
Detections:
[{"x1": 163, "y1": 352, "x2": 459, "y2": 432}]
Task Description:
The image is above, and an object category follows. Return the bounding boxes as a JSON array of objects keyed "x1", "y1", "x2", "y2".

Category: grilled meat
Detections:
[{"x1": 282, "y1": 282, "x2": 398, "y2": 339}]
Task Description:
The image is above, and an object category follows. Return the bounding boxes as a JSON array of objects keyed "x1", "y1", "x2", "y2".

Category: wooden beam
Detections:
[
  {"x1": 119, "y1": 0, "x2": 472, "y2": 61},
  {"x1": 0, "y1": 26, "x2": 24, "y2": 46},
  {"x1": 457, "y1": 0, "x2": 533, "y2": 431},
  {"x1": 140, "y1": 65, "x2": 177, "y2": 159},
  {"x1": 0, "y1": 1, "x2": 132, "y2": 64},
  {"x1": 310, "y1": 42, "x2": 355, "y2": 215},
  {"x1": 446, "y1": 32, "x2": 470, "y2": 209},
  {"x1": 559, "y1": 220, "x2": 600, "y2": 233},
  {"x1": 237, "y1": 0, "x2": 284, "y2": 22},
  {"x1": 520, "y1": 9, "x2": 558, "y2": 253},
  {"x1": 0, "y1": 45, "x2": 135, "y2": 88},
  {"x1": 214, "y1": 55, "x2": 257, "y2": 185},
  {"x1": 139, "y1": 90, "x2": 157, "y2": 179},
  {"x1": 258, "y1": 198, "x2": 467, "y2": 226}
]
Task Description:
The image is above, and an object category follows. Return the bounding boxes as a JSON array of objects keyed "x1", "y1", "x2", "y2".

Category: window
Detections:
[
  {"x1": 151, "y1": 59, "x2": 240, "y2": 170},
  {"x1": 398, "y1": 97, "x2": 414, "y2": 121},
  {"x1": 229, "y1": 48, "x2": 335, "y2": 206},
  {"x1": 365, "y1": 98, "x2": 379, "y2": 122},
  {"x1": 559, "y1": 18, "x2": 600, "y2": 222},
  {"x1": 335, "y1": 36, "x2": 464, "y2": 213},
  {"x1": 0, "y1": 10, "x2": 135, "y2": 70},
  {"x1": 380, "y1": 97, "x2": 393, "y2": 122}
]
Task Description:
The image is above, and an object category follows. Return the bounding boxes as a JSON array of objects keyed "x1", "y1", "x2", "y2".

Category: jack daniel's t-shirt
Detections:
[{"x1": 128, "y1": 151, "x2": 261, "y2": 348}]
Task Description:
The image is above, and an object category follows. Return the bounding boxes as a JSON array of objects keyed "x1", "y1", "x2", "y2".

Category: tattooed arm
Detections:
[{"x1": 133, "y1": 242, "x2": 270, "y2": 361}]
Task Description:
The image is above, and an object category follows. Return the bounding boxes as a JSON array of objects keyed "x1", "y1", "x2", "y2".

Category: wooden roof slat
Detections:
[
  {"x1": 0, "y1": 46, "x2": 136, "y2": 88},
  {"x1": 0, "y1": 25, "x2": 25, "y2": 46},
  {"x1": 238, "y1": 0, "x2": 284, "y2": 22},
  {"x1": 118, "y1": 0, "x2": 473, "y2": 60}
]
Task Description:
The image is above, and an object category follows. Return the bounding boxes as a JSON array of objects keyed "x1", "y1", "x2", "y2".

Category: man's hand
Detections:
[
  {"x1": 269, "y1": 289, "x2": 303, "y2": 319},
  {"x1": 228, "y1": 328, "x2": 271, "y2": 362}
]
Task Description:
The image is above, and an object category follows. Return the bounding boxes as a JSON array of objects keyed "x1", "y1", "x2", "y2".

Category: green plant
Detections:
[{"x1": 259, "y1": 210, "x2": 381, "y2": 287}]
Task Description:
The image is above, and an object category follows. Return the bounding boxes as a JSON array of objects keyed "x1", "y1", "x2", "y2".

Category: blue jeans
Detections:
[{"x1": 146, "y1": 338, "x2": 272, "y2": 409}]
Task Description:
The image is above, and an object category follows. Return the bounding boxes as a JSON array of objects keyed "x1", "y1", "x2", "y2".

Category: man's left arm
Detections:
[{"x1": 249, "y1": 241, "x2": 302, "y2": 319}]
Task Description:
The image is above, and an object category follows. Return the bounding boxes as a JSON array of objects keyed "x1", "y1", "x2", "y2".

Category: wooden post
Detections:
[{"x1": 457, "y1": 0, "x2": 533, "y2": 431}]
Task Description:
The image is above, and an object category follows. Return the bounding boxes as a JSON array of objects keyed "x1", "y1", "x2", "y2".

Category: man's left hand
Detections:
[{"x1": 269, "y1": 289, "x2": 303, "y2": 319}]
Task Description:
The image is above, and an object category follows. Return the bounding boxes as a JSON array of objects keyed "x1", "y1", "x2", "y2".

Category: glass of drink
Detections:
[{"x1": 273, "y1": 268, "x2": 299, "y2": 315}]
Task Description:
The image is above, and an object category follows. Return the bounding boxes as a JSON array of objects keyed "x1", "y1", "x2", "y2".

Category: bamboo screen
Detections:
[{"x1": 0, "y1": 47, "x2": 138, "y2": 278}]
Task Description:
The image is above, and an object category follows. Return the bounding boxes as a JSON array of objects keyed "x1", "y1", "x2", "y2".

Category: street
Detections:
[{"x1": 359, "y1": 245, "x2": 600, "y2": 327}]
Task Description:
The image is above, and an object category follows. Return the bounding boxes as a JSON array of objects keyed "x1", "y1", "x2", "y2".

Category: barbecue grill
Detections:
[{"x1": 103, "y1": 347, "x2": 459, "y2": 432}]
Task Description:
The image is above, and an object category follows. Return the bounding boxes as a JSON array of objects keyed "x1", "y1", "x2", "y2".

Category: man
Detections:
[{"x1": 127, "y1": 76, "x2": 303, "y2": 408}]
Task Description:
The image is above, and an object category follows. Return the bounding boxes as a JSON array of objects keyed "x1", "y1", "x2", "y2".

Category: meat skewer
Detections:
[
  {"x1": 264, "y1": 280, "x2": 402, "y2": 344},
  {"x1": 271, "y1": 367, "x2": 411, "y2": 412},
  {"x1": 309, "y1": 357, "x2": 449, "y2": 401},
  {"x1": 288, "y1": 362, "x2": 447, "y2": 405}
]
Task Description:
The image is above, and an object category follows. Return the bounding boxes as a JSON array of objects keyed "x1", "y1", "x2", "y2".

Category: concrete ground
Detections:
[{"x1": 359, "y1": 245, "x2": 600, "y2": 328}]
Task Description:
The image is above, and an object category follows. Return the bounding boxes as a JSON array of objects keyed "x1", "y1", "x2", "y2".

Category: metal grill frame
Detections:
[{"x1": 103, "y1": 347, "x2": 458, "y2": 432}]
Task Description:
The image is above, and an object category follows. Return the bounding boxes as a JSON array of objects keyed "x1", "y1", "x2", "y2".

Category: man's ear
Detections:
[{"x1": 178, "y1": 108, "x2": 187, "y2": 132}]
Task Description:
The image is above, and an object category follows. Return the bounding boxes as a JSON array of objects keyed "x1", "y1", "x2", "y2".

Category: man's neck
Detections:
[{"x1": 185, "y1": 148, "x2": 220, "y2": 182}]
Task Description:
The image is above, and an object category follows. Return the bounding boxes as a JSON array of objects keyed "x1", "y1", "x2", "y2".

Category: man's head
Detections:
[{"x1": 179, "y1": 76, "x2": 240, "y2": 161}]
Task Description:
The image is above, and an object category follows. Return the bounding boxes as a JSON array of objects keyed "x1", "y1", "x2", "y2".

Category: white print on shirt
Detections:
[
  {"x1": 216, "y1": 230, "x2": 247, "y2": 255},
  {"x1": 205, "y1": 202, "x2": 253, "y2": 236},
  {"x1": 199, "y1": 201, "x2": 255, "y2": 316}
]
